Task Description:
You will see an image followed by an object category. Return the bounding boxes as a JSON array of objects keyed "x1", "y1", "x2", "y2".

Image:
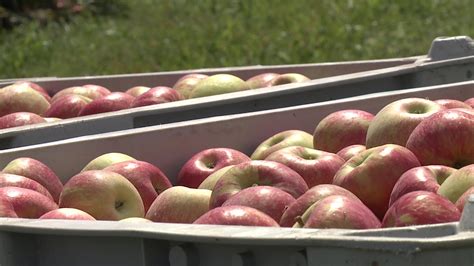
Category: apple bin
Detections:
[
  {"x1": 0, "y1": 36, "x2": 473, "y2": 150},
  {"x1": 0, "y1": 80, "x2": 473, "y2": 266}
]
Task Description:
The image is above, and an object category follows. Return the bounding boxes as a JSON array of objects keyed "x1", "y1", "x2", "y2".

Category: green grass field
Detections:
[{"x1": 1, "y1": 0, "x2": 473, "y2": 79}]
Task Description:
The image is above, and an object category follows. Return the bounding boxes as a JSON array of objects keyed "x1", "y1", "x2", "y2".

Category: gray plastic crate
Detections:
[
  {"x1": 0, "y1": 36, "x2": 472, "y2": 150},
  {"x1": 0, "y1": 81, "x2": 473, "y2": 266}
]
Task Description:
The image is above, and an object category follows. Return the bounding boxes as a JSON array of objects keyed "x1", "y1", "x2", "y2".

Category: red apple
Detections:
[
  {"x1": 251, "y1": 130, "x2": 314, "y2": 160},
  {"x1": 104, "y1": 160, "x2": 172, "y2": 212},
  {"x1": 269, "y1": 73, "x2": 310, "y2": 86},
  {"x1": 2, "y1": 157, "x2": 63, "y2": 203},
  {"x1": 245, "y1": 73, "x2": 279, "y2": 89},
  {"x1": 0, "y1": 173, "x2": 53, "y2": 200},
  {"x1": 145, "y1": 186, "x2": 211, "y2": 223},
  {"x1": 0, "y1": 187, "x2": 58, "y2": 218},
  {"x1": 0, "y1": 197, "x2": 17, "y2": 218},
  {"x1": 39, "y1": 208, "x2": 96, "y2": 220},
  {"x1": 332, "y1": 144, "x2": 421, "y2": 219},
  {"x1": 313, "y1": 110, "x2": 374, "y2": 153},
  {"x1": 295, "y1": 195, "x2": 381, "y2": 229},
  {"x1": 45, "y1": 94, "x2": 92, "y2": 119},
  {"x1": 0, "y1": 112, "x2": 46, "y2": 129},
  {"x1": 177, "y1": 148, "x2": 250, "y2": 188},
  {"x1": 222, "y1": 186, "x2": 295, "y2": 222},
  {"x1": 59, "y1": 170, "x2": 145, "y2": 220},
  {"x1": 382, "y1": 191, "x2": 461, "y2": 227},
  {"x1": 188, "y1": 74, "x2": 250, "y2": 99},
  {"x1": 279, "y1": 184, "x2": 361, "y2": 227},
  {"x1": 0, "y1": 83, "x2": 51, "y2": 116},
  {"x1": 130, "y1": 86, "x2": 183, "y2": 108},
  {"x1": 465, "y1": 98, "x2": 474, "y2": 108},
  {"x1": 437, "y1": 164, "x2": 474, "y2": 203},
  {"x1": 78, "y1": 92, "x2": 135, "y2": 116},
  {"x1": 389, "y1": 165, "x2": 456, "y2": 206},
  {"x1": 125, "y1": 86, "x2": 151, "y2": 97},
  {"x1": 81, "y1": 152, "x2": 136, "y2": 172},
  {"x1": 336, "y1": 144, "x2": 367, "y2": 161},
  {"x1": 265, "y1": 146, "x2": 345, "y2": 188},
  {"x1": 209, "y1": 160, "x2": 308, "y2": 208},
  {"x1": 434, "y1": 99, "x2": 472, "y2": 109},
  {"x1": 193, "y1": 205, "x2": 279, "y2": 227},
  {"x1": 366, "y1": 98, "x2": 444, "y2": 148},
  {"x1": 13, "y1": 81, "x2": 51, "y2": 102},
  {"x1": 173, "y1": 74, "x2": 208, "y2": 99},
  {"x1": 51, "y1": 85, "x2": 110, "y2": 102},
  {"x1": 455, "y1": 187, "x2": 474, "y2": 212},
  {"x1": 406, "y1": 109, "x2": 474, "y2": 168}
]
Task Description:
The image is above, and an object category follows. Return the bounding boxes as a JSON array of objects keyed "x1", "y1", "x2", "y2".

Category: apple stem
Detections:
[{"x1": 295, "y1": 216, "x2": 304, "y2": 227}]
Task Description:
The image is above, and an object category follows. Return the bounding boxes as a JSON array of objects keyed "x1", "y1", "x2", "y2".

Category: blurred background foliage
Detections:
[{"x1": 0, "y1": 0, "x2": 473, "y2": 79}]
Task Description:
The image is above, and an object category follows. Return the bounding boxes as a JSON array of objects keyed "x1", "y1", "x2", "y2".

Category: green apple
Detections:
[
  {"x1": 188, "y1": 74, "x2": 250, "y2": 98},
  {"x1": 438, "y1": 165, "x2": 474, "y2": 203},
  {"x1": 81, "y1": 152, "x2": 136, "y2": 172},
  {"x1": 251, "y1": 130, "x2": 313, "y2": 160}
]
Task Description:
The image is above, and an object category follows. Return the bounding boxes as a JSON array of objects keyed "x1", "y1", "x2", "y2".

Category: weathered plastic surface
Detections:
[
  {"x1": 0, "y1": 81, "x2": 473, "y2": 266},
  {"x1": 0, "y1": 54, "x2": 473, "y2": 150}
]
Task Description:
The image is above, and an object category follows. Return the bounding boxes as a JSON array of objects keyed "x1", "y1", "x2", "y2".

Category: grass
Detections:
[{"x1": 0, "y1": 0, "x2": 473, "y2": 79}]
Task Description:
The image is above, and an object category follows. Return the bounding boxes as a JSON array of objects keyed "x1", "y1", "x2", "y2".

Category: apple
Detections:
[
  {"x1": 0, "y1": 173, "x2": 53, "y2": 200},
  {"x1": 294, "y1": 195, "x2": 381, "y2": 229},
  {"x1": 222, "y1": 186, "x2": 295, "y2": 222},
  {"x1": 465, "y1": 98, "x2": 474, "y2": 108},
  {"x1": 313, "y1": 110, "x2": 374, "y2": 153},
  {"x1": 455, "y1": 187, "x2": 474, "y2": 212},
  {"x1": 12, "y1": 81, "x2": 51, "y2": 102},
  {"x1": 389, "y1": 165, "x2": 456, "y2": 206},
  {"x1": 332, "y1": 144, "x2": 421, "y2": 219},
  {"x1": 39, "y1": 208, "x2": 96, "y2": 220},
  {"x1": 265, "y1": 146, "x2": 345, "y2": 188},
  {"x1": 245, "y1": 73, "x2": 279, "y2": 89},
  {"x1": 104, "y1": 160, "x2": 173, "y2": 212},
  {"x1": 336, "y1": 144, "x2": 367, "y2": 161},
  {"x1": 0, "y1": 112, "x2": 46, "y2": 129},
  {"x1": 118, "y1": 217, "x2": 152, "y2": 223},
  {"x1": 59, "y1": 170, "x2": 145, "y2": 220},
  {"x1": 173, "y1": 73, "x2": 208, "y2": 99},
  {"x1": 193, "y1": 205, "x2": 279, "y2": 227},
  {"x1": 406, "y1": 109, "x2": 474, "y2": 168},
  {"x1": 145, "y1": 186, "x2": 211, "y2": 223},
  {"x1": 366, "y1": 98, "x2": 444, "y2": 148},
  {"x1": 198, "y1": 165, "x2": 234, "y2": 190},
  {"x1": 125, "y1": 86, "x2": 151, "y2": 97},
  {"x1": 130, "y1": 86, "x2": 183, "y2": 108},
  {"x1": 0, "y1": 197, "x2": 17, "y2": 218},
  {"x1": 45, "y1": 94, "x2": 92, "y2": 119},
  {"x1": 81, "y1": 152, "x2": 136, "y2": 172},
  {"x1": 279, "y1": 184, "x2": 361, "y2": 227},
  {"x1": 209, "y1": 160, "x2": 308, "y2": 208},
  {"x1": 269, "y1": 73, "x2": 310, "y2": 86},
  {"x1": 2, "y1": 157, "x2": 63, "y2": 202},
  {"x1": 382, "y1": 191, "x2": 461, "y2": 227},
  {"x1": 434, "y1": 99, "x2": 472, "y2": 109},
  {"x1": 51, "y1": 85, "x2": 110, "y2": 102},
  {"x1": 188, "y1": 74, "x2": 250, "y2": 99},
  {"x1": 78, "y1": 92, "x2": 135, "y2": 116},
  {"x1": 0, "y1": 82, "x2": 51, "y2": 117},
  {"x1": 251, "y1": 130, "x2": 313, "y2": 160},
  {"x1": 0, "y1": 187, "x2": 58, "y2": 218},
  {"x1": 177, "y1": 148, "x2": 250, "y2": 188},
  {"x1": 437, "y1": 164, "x2": 474, "y2": 203}
]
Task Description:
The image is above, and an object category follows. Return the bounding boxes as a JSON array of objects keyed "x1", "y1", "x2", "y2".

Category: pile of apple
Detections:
[
  {"x1": 0, "y1": 72, "x2": 310, "y2": 129},
  {"x1": 0, "y1": 95, "x2": 473, "y2": 230}
]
